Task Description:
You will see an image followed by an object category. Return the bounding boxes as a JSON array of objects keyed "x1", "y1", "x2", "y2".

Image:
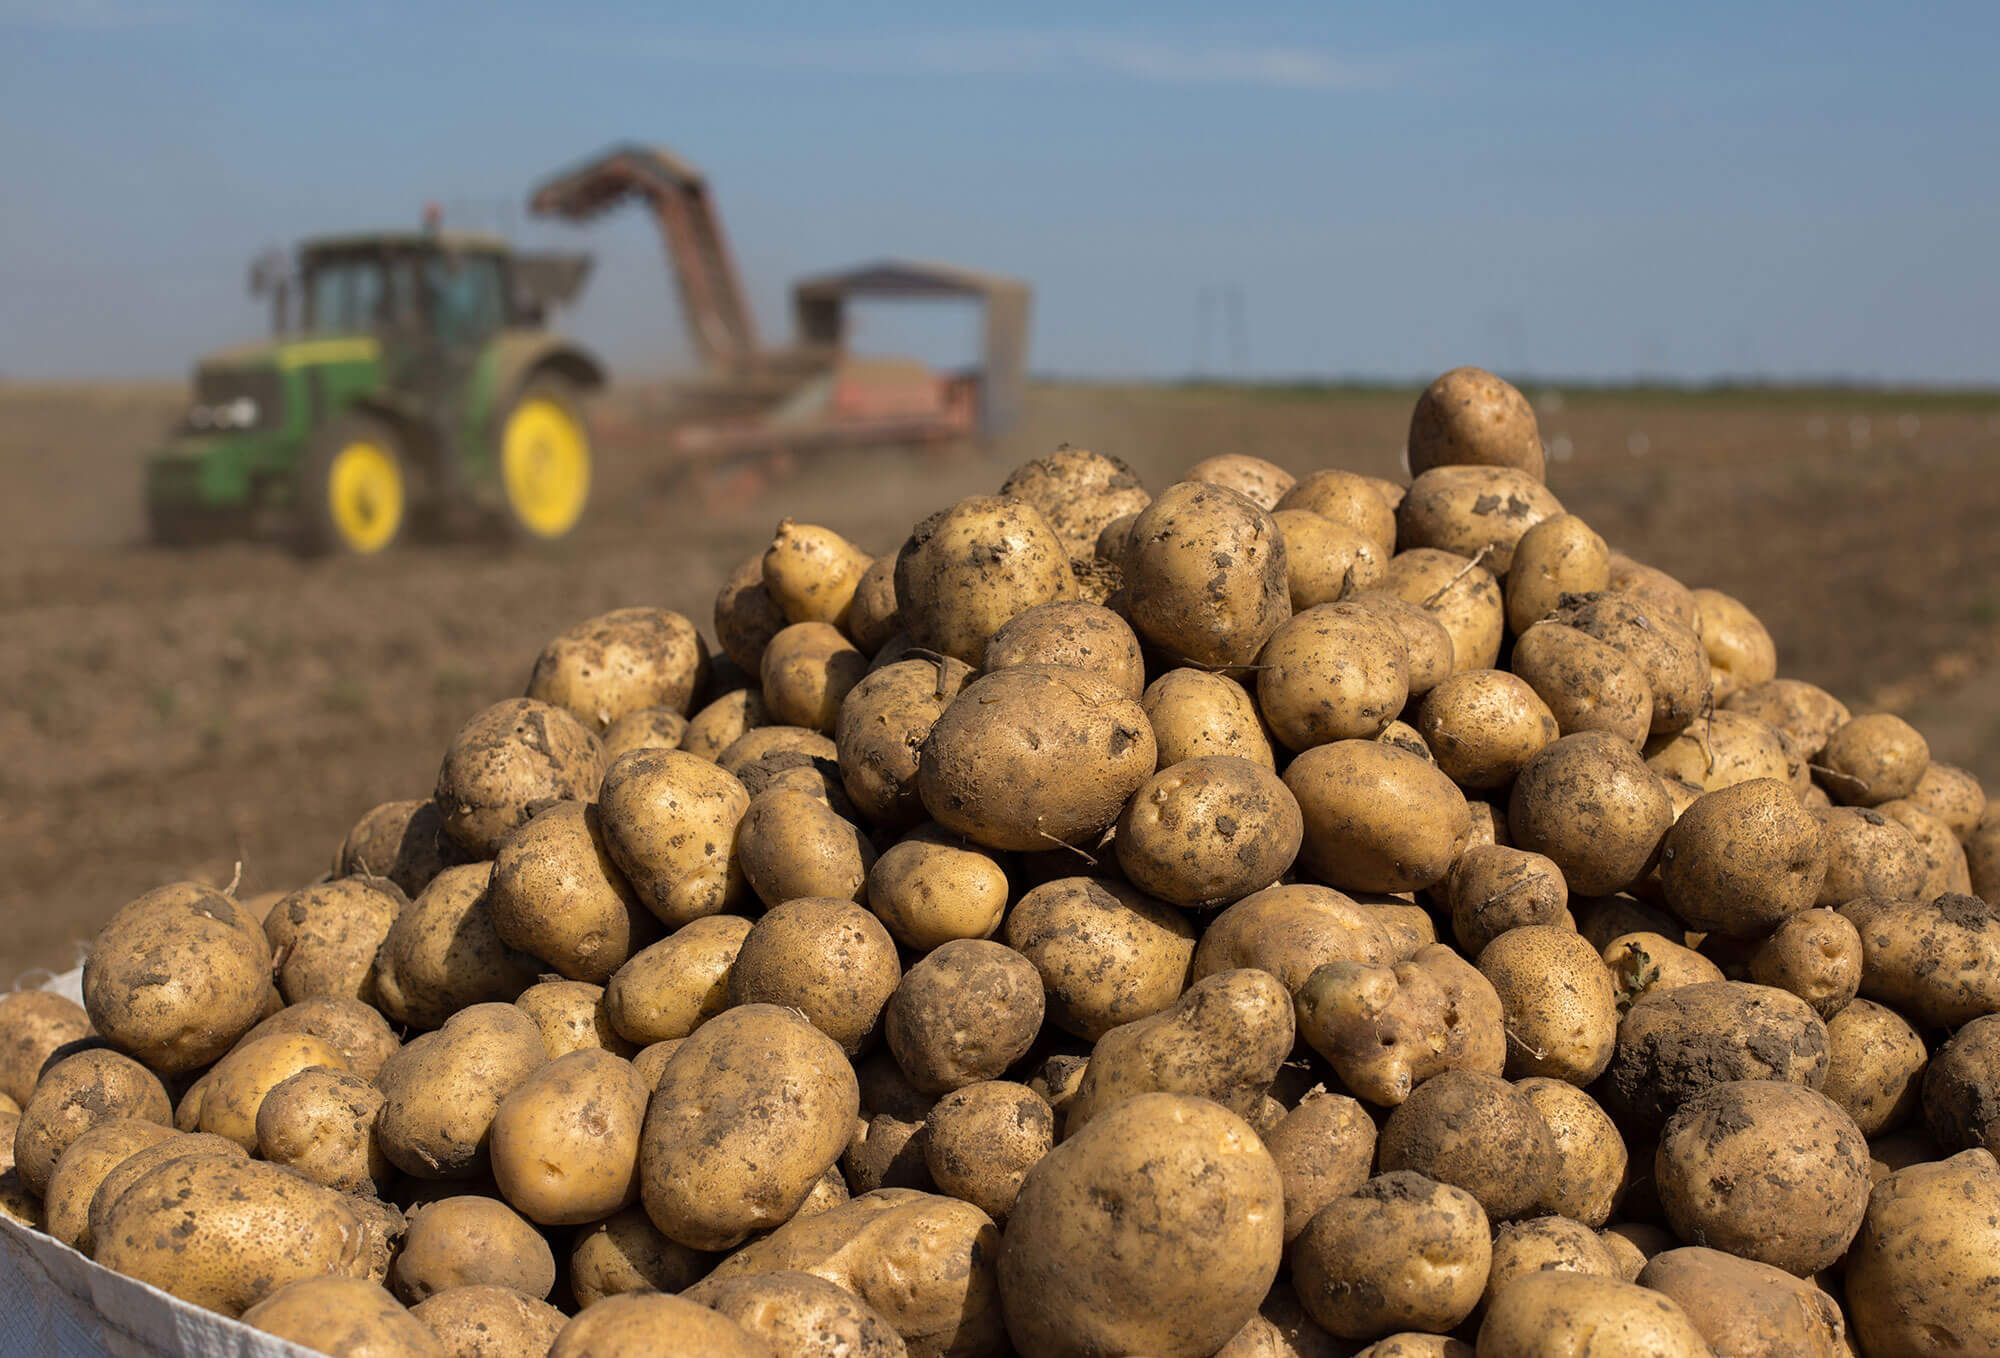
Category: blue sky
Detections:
[{"x1": 3, "y1": 2, "x2": 1997, "y2": 383}]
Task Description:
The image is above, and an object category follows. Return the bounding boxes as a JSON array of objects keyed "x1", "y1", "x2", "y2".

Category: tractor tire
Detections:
[
  {"x1": 295, "y1": 411, "x2": 411, "y2": 556},
  {"x1": 495, "y1": 376, "x2": 593, "y2": 543}
]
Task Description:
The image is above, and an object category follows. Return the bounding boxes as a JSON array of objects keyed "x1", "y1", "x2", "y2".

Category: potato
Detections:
[
  {"x1": 233, "y1": 995, "x2": 400, "y2": 1081},
  {"x1": 1475, "y1": 923, "x2": 1619, "y2": 1084},
  {"x1": 433, "y1": 698, "x2": 603, "y2": 857},
  {"x1": 82, "y1": 881, "x2": 276, "y2": 1075},
  {"x1": 1377, "y1": 1070, "x2": 1556, "y2": 1219},
  {"x1": 488, "y1": 801, "x2": 655, "y2": 984},
  {"x1": 336, "y1": 798, "x2": 465, "y2": 899},
  {"x1": 526, "y1": 606, "x2": 707, "y2": 732},
  {"x1": 833, "y1": 655, "x2": 975, "y2": 829},
  {"x1": 735, "y1": 790, "x2": 873, "y2": 910},
  {"x1": 1414, "y1": 669, "x2": 1558, "y2": 790},
  {"x1": 682, "y1": 687, "x2": 768, "y2": 762},
  {"x1": 198, "y1": 1032, "x2": 348, "y2": 1150},
  {"x1": 999, "y1": 446, "x2": 1151, "y2": 554},
  {"x1": 1742, "y1": 907, "x2": 1862, "y2": 1016},
  {"x1": 1376, "y1": 719, "x2": 1431, "y2": 762},
  {"x1": 1508, "y1": 731, "x2": 1672, "y2": 896},
  {"x1": 41, "y1": 1117, "x2": 175, "y2": 1251},
  {"x1": 515, "y1": 978, "x2": 632, "y2": 1058},
  {"x1": 1285, "y1": 740, "x2": 1470, "y2": 893},
  {"x1": 922, "y1": 1081, "x2": 1052, "y2": 1223},
  {"x1": 1639, "y1": 1247, "x2": 1845, "y2": 1358},
  {"x1": 1819, "y1": 712, "x2": 1929, "y2": 806},
  {"x1": 1272, "y1": 509, "x2": 1386, "y2": 610},
  {"x1": 1845, "y1": 1149, "x2": 2000, "y2": 1356},
  {"x1": 985, "y1": 600, "x2": 1144, "y2": 698},
  {"x1": 1606, "y1": 553, "x2": 1699, "y2": 628},
  {"x1": 1656, "y1": 1080, "x2": 1868, "y2": 1275},
  {"x1": 1840, "y1": 892, "x2": 2000, "y2": 1028},
  {"x1": 1294, "y1": 945, "x2": 1504, "y2": 1106},
  {"x1": 1001, "y1": 1093, "x2": 1282, "y2": 1358},
  {"x1": 374, "y1": 864, "x2": 538, "y2": 1030},
  {"x1": 599, "y1": 703, "x2": 691, "y2": 760},
  {"x1": 1275, "y1": 469, "x2": 1397, "y2": 554},
  {"x1": 568, "y1": 1204, "x2": 714, "y2": 1305},
  {"x1": 1192, "y1": 883, "x2": 1398, "y2": 993},
  {"x1": 1820, "y1": 998, "x2": 1926, "y2": 1136},
  {"x1": 1599, "y1": 1223, "x2": 1674, "y2": 1281},
  {"x1": 83, "y1": 1130, "x2": 246, "y2": 1253},
  {"x1": 919, "y1": 665, "x2": 1154, "y2": 852},
  {"x1": 1602, "y1": 931, "x2": 1722, "y2": 1008},
  {"x1": 1504, "y1": 513, "x2": 1610, "y2": 635},
  {"x1": 763, "y1": 519, "x2": 873, "y2": 627},
  {"x1": 1064, "y1": 968, "x2": 1292, "y2": 1134},
  {"x1": 842, "y1": 1109, "x2": 932, "y2": 1195},
  {"x1": 1483, "y1": 1216, "x2": 1621, "y2": 1309},
  {"x1": 1659, "y1": 778, "x2": 1826, "y2": 936},
  {"x1": 1379, "y1": 548, "x2": 1504, "y2": 672},
  {"x1": 484, "y1": 1049, "x2": 648, "y2": 1225},
  {"x1": 13, "y1": 1047, "x2": 170, "y2": 1196},
  {"x1": 894, "y1": 495, "x2": 1073, "y2": 666},
  {"x1": 1185, "y1": 453, "x2": 1295, "y2": 510},
  {"x1": 1685, "y1": 588, "x2": 1776, "y2": 704},
  {"x1": 1123, "y1": 479, "x2": 1291, "y2": 668},
  {"x1": 375, "y1": 1003, "x2": 547, "y2": 1180},
  {"x1": 1922, "y1": 1012, "x2": 2000, "y2": 1156},
  {"x1": 1114, "y1": 757, "x2": 1301, "y2": 908},
  {"x1": 864, "y1": 825, "x2": 1010, "y2": 952},
  {"x1": 412, "y1": 1284, "x2": 567, "y2": 1358},
  {"x1": 884, "y1": 941, "x2": 1044, "y2": 1095},
  {"x1": 1878, "y1": 796, "x2": 1974, "y2": 897},
  {"x1": 604, "y1": 914, "x2": 752, "y2": 1046},
  {"x1": 1477, "y1": 1273, "x2": 1712, "y2": 1357},
  {"x1": 695, "y1": 1270, "x2": 910, "y2": 1358},
  {"x1": 598, "y1": 748, "x2": 752, "y2": 927},
  {"x1": 714, "y1": 553, "x2": 788, "y2": 673},
  {"x1": 1724, "y1": 678, "x2": 1851, "y2": 760},
  {"x1": 1257, "y1": 604, "x2": 1408, "y2": 751},
  {"x1": 728, "y1": 898, "x2": 901, "y2": 1055},
  {"x1": 1396, "y1": 464, "x2": 1562, "y2": 575},
  {"x1": 1445, "y1": 845, "x2": 1571, "y2": 954},
  {"x1": 1142, "y1": 668, "x2": 1275, "y2": 769},
  {"x1": 1004, "y1": 876, "x2": 1197, "y2": 1040},
  {"x1": 837, "y1": 554, "x2": 902, "y2": 655},
  {"x1": 1291, "y1": 1171, "x2": 1490, "y2": 1340},
  {"x1": 264, "y1": 877, "x2": 404, "y2": 1005},
  {"x1": 1264, "y1": 1088, "x2": 1377, "y2": 1242},
  {"x1": 243, "y1": 1277, "x2": 444, "y2": 1358},
  {"x1": 1816, "y1": 805, "x2": 1928, "y2": 906},
  {"x1": 642, "y1": 1004, "x2": 857, "y2": 1250},
  {"x1": 0, "y1": 989, "x2": 92, "y2": 1107},
  {"x1": 1605, "y1": 981, "x2": 1828, "y2": 1127},
  {"x1": 1908, "y1": 761, "x2": 1988, "y2": 840},
  {"x1": 1554, "y1": 593, "x2": 1710, "y2": 736},
  {"x1": 96, "y1": 1155, "x2": 387, "y2": 1315},
  {"x1": 760, "y1": 621, "x2": 866, "y2": 733},
  {"x1": 1643, "y1": 710, "x2": 1794, "y2": 794},
  {"x1": 256, "y1": 1066, "x2": 389, "y2": 1194},
  {"x1": 1407, "y1": 366, "x2": 1544, "y2": 480},
  {"x1": 1509, "y1": 620, "x2": 1653, "y2": 748},
  {"x1": 1516, "y1": 1078, "x2": 1626, "y2": 1227},
  {"x1": 389, "y1": 1194, "x2": 556, "y2": 1303},
  {"x1": 1342, "y1": 591, "x2": 1455, "y2": 695},
  {"x1": 1348, "y1": 1337, "x2": 1470, "y2": 1358},
  {"x1": 554, "y1": 1292, "x2": 772, "y2": 1357}
]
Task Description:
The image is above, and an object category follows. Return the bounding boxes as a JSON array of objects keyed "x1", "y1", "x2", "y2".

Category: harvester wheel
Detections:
[
  {"x1": 297, "y1": 413, "x2": 410, "y2": 556},
  {"x1": 497, "y1": 377, "x2": 592, "y2": 542}
]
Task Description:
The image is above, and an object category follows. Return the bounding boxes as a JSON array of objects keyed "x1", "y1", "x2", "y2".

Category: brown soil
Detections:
[{"x1": 2, "y1": 380, "x2": 1995, "y2": 979}]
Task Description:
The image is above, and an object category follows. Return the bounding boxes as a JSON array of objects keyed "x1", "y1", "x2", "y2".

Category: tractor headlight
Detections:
[{"x1": 223, "y1": 396, "x2": 259, "y2": 428}]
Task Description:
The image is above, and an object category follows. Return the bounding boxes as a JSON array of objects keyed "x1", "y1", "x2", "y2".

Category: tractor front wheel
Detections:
[
  {"x1": 296, "y1": 413, "x2": 410, "y2": 556},
  {"x1": 497, "y1": 378, "x2": 592, "y2": 543}
]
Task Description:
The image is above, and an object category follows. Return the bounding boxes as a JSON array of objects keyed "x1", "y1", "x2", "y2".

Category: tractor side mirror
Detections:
[{"x1": 249, "y1": 250, "x2": 291, "y2": 333}]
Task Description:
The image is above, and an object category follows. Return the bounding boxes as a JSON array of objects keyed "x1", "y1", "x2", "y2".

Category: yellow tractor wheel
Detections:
[
  {"x1": 298, "y1": 414, "x2": 409, "y2": 556},
  {"x1": 498, "y1": 380, "x2": 592, "y2": 541}
]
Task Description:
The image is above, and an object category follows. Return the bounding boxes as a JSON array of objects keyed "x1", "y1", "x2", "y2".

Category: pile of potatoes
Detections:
[{"x1": 7, "y1": 365, "x2": 2000, "y2": 1358}]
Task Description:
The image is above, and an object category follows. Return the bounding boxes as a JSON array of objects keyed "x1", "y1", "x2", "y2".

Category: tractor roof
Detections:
[{"x1": 300, "y1": 230, "x2": 511, "y2": 258}]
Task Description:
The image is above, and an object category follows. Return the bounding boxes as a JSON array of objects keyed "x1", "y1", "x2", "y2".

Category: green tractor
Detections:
[{"x1": 144, "y1": 228, "x2": 604, "y2": 554}]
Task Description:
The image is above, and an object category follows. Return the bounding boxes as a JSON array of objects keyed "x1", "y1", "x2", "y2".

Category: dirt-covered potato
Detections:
[
  {"x1": 375, "y1": 1003, "x2": 547, "y2": 1180},
  {"x1": 81, "y1": 1131, "x2": 245, "y2": 1252},
  {"x1": 642, "y1": 1004, "x2": 857, "y2": 1251},
  {"x1": 1477, "y1": 1273, "x2": 1711, "y2": 1357},
  {"x1": 985, "y1": 600, "x2": 1144, "y2": 698},
  {"x1": 1816, "y1": 805, "x2": 1928, "y2": 906},
  {"x1": 1413, "y1": 669, "x2": 1558, "y2": 790},
  {"x1": 374, "y1": 864, "x2": 538, "y2": 1030},
  {"x1": 1001, "y1": 1093, "x2": 1282, "y2": 1358},
  {"x1": 1907, "y1": 761, "x2": 1987, "y2": 840},
  {"x1": 487, "y1": 801, "x2": 655, "y2": 984},
  {"x1": 1818, "y1": 998, "x2": 1926, "y2": 1137},
  {"x1": 1508, "y1": 731, "x2": 1673, "y2": 896},
  {"x1": 433, "y1": 698, "x2": 604, "y2": 857},
  {"x1": 760, "y1": 621, "x2": 866, "y2": 734},
  {"x1": 694, "y1": 1270, "x2": 909, "y2": 1358},
  {"x1": 82, "y1": 881, "x2": 276, "y2": 1075},
  {"x1": 894, "y1": 494, "x2": 1074, "y2": 666},
  {"x1": 1285, "y1": 740, "x2": 1469, "y2": 893},
  {"x1": 1295, "y1": 945, "x2": 1504, "y2": 1106},
  {"x1": 557, "y1": 1296, "x2": 771, "y2": 1358},
  {"x1": 921, "y1": 1081, "x2": 1052, "y2": 1224},
  {"x1": 1142, "y1": 669, "x2": 1275, "y2": 769},
  {"x1": 1509, "y1": 620, "x2": 1653, "y2": 748},
  {"x1": 41, "y1": 1117, "x2": 175, "y2": 1251},
  {"x1": 1445, "y1": 845, "x2": 1571, "y2": 954},
  {"x1": 1064, "y1": 968, "x2": 1292, "y2": 1134},
  {"x1": 336, "y1": 798, "x2": 464, "y2": 899},
  {"x1": 412, "y1": 1284, "x2": 567, "y2": 1358},
  {"x1": 1724, "y1": 678, "x2": 1851, "y2": 760},
  {"x1": 728, "y1": 898, "x2": 901, "y2": 1055},
  {"x1": 1606, "y1": 553, "x2": 1699, "y2": 628},
  {"x1": 763, "y1": 519, "x2": 873, "y2": 628},
  {"x1": 1407, "y1": 366, "x2": 1544, "y2": 480},
  {"x1": 832, "y1": 655, "x2": 974, "y2": 830},
  {"x1": 388, "y1": 1194, "x2": 556, "y2": 1303},
  {"x1": 488, "y1": 1048, "x2": 648, "y2": 1225},
  {"x1": 1819, "y1": 713, "x2": 1929, "y2": 806},
  {"x1": 999, "y1": 446, "x2": 1151, "y2": 555},
  {"x1": 567, "y1": 1204, "x2": 714, "y2": 1306},
  {"x1": 1685, "y1": 588, "x2": 1776, "y2": 704},
  {"x1": 1275, "y1": 469, "x2": 1397, "y2": 554},
  {"x1": 1515, "y1": 1078, "x2": 1626, "y2": 1227},
  {"x1": 1840, "y1": 891, "x2": 2000, "y2": 1027},
  {"x1": 526, "y1": 606, "x2": 708, "y2": 733},
  {"x1": 1603, "y1": 931, "x2": 1723, "y2": 1008},
  {"x1": 1845, "y1": 1149, "x2": 2000, "y2": 1356},
  {"x1": 845, "y1": 554, "x2": 903, "y2": 654},
  {"x1": 1330, "y1": 594, "x2": 1448, "y2": 700},
  {"x1": 1379, "y1": 548, "x2": 1504, "y2": 672},
  {"x1": 1377, "y1": 1070, "x2": 1556, "y2": 1219},
  {"x1": 255, "y1": 1066, "x2": 388, "y2": 1194},
  {"x1": 1659, "y1": 778, "x2": 1826, "y2": 936},
  {"x1": 681, "y1": 687, "x2": 767, "y2": 762},
  {"x1": 1113, "y1": 757, "x2": 1301, "y2": 908},
  {"x1": 197, "y1": 1031, "x2": 348, "y2": 1150},
  {"x1": 1256, "y1": 604, "x2": 1408, "y2": 751},
  {"x1": 1878, "y1": 796, "x2": 1974, "y2": 897},
  {"x1": 918, "y1": 664, "x2": 1153, "y2": 852},
  {"x1": 1396, "y1": 465, "x2": 1562, "y2": 575},
  {"x1": 882, "y1": 941, "x2": 1043, "y2": 1095},
  {"x1": 1272, "y1": 508, "x2": 1387, "y2": 611},
  {"x1": 1291, "y1": 1171, "x2": 1491, "y2": 1340},
  {"x1": 263, "y1": 877, "x2": 404, "y2": 1006},
  {"x1": 737, "y1": 791, "x2": 872, "y2": 910},
  {"x1": 1656, "y1": 1080, "x2": 1869, "y2": 1275},
  {"x1": 1922, "y1": 1012, "x2": 2000, "y2": 1156},
  {"x1": 1639, "y1": 1247, "x2": 1845, "y2": 1358},
  {"x1": 1192, "y1": 883, "x2": 1399, "y2": 993},
  {"x1": 0, "y1": 989, "x2": 92, "y2": 1107},
  {"x1": 96, "y1": 1155, "x2": 389, "y2": 1316},
  {"x1": 857, "y1": 833, "x2": 1004, "y2": 959},
  {"x1": 1475, "y1": 923, "x2": 1619, "y2": 1083},
  {"x1": 1122, "y1": 479, "x2": 1291, "y2": 668},
  {"x1": 14, "y1": 1047, "x2": 170, "y2": 1196},
  {"x1": 233, "y1": 995, "x2": 400, "y2": 1081},
  {"x1": 1263, "y1": 1088, "x2": 1376, "y2": 1242},
  {"x1": 1741, "y1": 907, "x2": 1862, "y2": 1016},
  {"x1": 1482, "y1": 1216, "x2": 1621, "y2": 1309},
  {"x1": 1504, "y1": 513, "x2": 1610, "y2": 635},
  {"x1": 1005, "y1": 876, "x2": 1195, "y2": 1040},
  {"x1": 240, "y1": 1276, "x2": 443, "y2": 1357},
  {"x1": 1644, "y1": 711, "x2": 1795, "y2": 796},
  {"x1": 515, "y1": 978, "x2": 634, "y2": 1058},
  {"x1": 598, "y1": 748, "x2": 752, "y2": 927},
  {"x1": 715, "y1": 552, "x2": 788, "y2": 673},
  {"x1": 1554, "y1": 593, "x2": 1710, "y2": 737},
  {"x1": 604, "y1": 914, "x2": 752, "y2": 1046},
  {"x1": 1605, "y1": 982, "x2": 1829, "y2": 1128},
  {"x1": 1185, "y1": 453, "x2": 1295, "y2": 510}
]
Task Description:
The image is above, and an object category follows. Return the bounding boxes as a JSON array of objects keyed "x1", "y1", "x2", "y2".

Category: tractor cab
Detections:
[{"x1": 145, "y1": 229, "x2": 603, "y2": 554}]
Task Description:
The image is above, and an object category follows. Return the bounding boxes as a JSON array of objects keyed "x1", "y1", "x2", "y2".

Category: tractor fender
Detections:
[{"x1": 486, "y1": 331, "x2": 607, "y2": 404}]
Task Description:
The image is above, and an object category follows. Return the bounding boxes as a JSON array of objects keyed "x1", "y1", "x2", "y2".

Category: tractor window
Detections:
[
  {"x1": 422, "y1": 254, "x2": 505, "y2": 348},
  {"x1": 303, "y1": 258, "x2": 387, "y2": 333}
]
